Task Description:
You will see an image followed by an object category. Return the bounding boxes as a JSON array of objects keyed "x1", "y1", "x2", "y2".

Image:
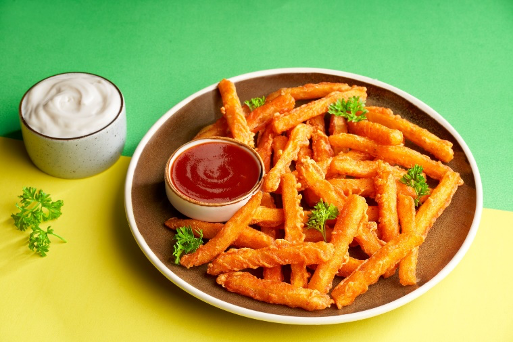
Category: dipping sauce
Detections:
[
  {"x1": 21, "y1": 72, "x2": 122, "y2": 138},
  {"x1": 171, "y1": 141, "x2": 261, "y2": 204}
]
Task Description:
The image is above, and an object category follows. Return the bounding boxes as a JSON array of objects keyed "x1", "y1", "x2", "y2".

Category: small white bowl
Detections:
[
  {"x1": 164, "y1": 137, "x2": 264, "y2": 222},
  {"x1": 19, "y1": 72, "x2": 126, "y2": 179}
]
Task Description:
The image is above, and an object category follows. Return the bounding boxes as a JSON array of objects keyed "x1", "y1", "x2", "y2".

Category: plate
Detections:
[{"x1": 124, "y1": 68, "x2": 482, "y2": 325}]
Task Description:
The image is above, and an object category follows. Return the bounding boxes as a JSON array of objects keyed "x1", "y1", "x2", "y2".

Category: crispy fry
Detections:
[
  {"x1": 329, "y1": 155, "x2": 379, "y2": 178},
  {"x1": 415, "y1": 171, "x2": 463, "y2": 238},
  {"x1": 374, "y1": 161, "x2": 400, "y2": 243},
  {"x1": 347, "y1": 120, "x2": 404, "y2": 146},
  {"x1": 311, "y1": 128, "x2": 335, "y2": 162},
  {"x1": 266, "y1": 82, "x2": 351, "y2": 102},
  {"x1": 272, "y1": 88, "x2": 367, "y2": 134},
  {"x1": 331, "y1": 232, "x2": 425, "y2": 309},
  {"x1": 308, "y1": 194, "x2": 368, "y2": 293},
  {"x1": 165, "y1": 217, "x2": 272, "y2": 249},
  {"x1": 207, "y1": 241, "x2": 334, "y2": 275},
  {"x1": 354, "y1": 220, "x2": 384, "y2": 256},
  {"x1": 255, "y1": 124, "x2": 276, "y2": 173},
  {"x1": 328, "y1": 133, "x2": 452, "y2": 180},
  {"x1": 296, "y1": 156, "x2": 346, "y2": 210},
  {"x1": 337, "y1": 256, "x2": 365, "y2": 277},
  {"x1": 246, "y1": 94, "x2": 295, "y2": 133},
  {"x1": 328, "y1": 178, "x2": 376, "y2": 198},
  {"x1": 180, "y1": 191, "x2": 262, "y2": 268},
  {"x1": 216, "y1": 272, "x2": 333, "y2": 311},
  {"x1": 194, "y1": 117, "x2": 229, "y2": 139},
  {"x1": 282, "y1": 172, "x2": 309, "y2": 287},
  {"x1": 271, "y1": 134, "x2": 288, "y2": 166},
  {"x1": 218, "y1": 79, "x2": 255, "y2": 147},
  {"x1": 397, "y1": 194, "x2": 418, "y2": 285},
  {"x1": 263, "y1": 123, "x2": 313, "y2": 192},
  {"x1": 259, "y1": 192, "x2": 284, "y2": 282},
  {"x1": 250, "y1": 206, "x2": 285, "y2": 227},
  {"x1": 365, "y1": 106, "x2": 454, "y2": 162}
]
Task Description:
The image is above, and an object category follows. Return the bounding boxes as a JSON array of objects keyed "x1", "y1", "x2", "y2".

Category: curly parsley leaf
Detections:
[
  {"x1": 244, "y1": 96, "x2": 266, "y2": 111},
  {"x1": 11, "y1": 187, "x2": 63, "y2": 231},
  {"x1": 29, "y1": 226, "x2": 67, "y2": 257},
  {"x1": 11, "y1": 187, "x2": 66, "y2": 256},
  {"x1": 172, "y1": 226, "x2": 203, "y2": 264},
  {"x1": 306, "y1": 200, "x2": 339, "y2": 242},
  {"x1": 328, "y1": 96, "x2": 368, "y2": 122},
  {"x1": 400, "y1": 165, "x2": 431, "y2": 206}
]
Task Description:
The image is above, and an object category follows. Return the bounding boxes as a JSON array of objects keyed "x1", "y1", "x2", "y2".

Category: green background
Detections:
[{"x1": 1, "y1": 0, "x2": 512, "y2": 211}]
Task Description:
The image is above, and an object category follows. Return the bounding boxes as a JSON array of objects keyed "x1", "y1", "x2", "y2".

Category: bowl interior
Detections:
[{"x1": 128, "y1": 70, "x2": 478, "y2": 322}]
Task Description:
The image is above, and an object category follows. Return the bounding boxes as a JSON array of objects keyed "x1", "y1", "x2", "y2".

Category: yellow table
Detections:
[{"x1": 0, "y1": 137, "x2": 511, "y2": 341}]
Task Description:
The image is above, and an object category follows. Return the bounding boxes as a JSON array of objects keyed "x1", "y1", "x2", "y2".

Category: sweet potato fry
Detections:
[
  {"x1": 218, "y1": 79, "x2": 255, "y2": 147},
  {"x1": 272, "y1": 87, "x2": 367, "y2": 134},
  {"x1": 216, "y1": 272, "x2": 333, "y2": 311},
  {"x1": 180, "y1": 191, "x2": 262, "y2": 268},
  {"x1": 165, "y1": 217, "x2": 272, "y2": 249},
  {"x1": 259, "y1": 192, "x2": 284, "y2": 282},
  {"x1": 354, "y1": 220, "x2": 384, "y2": 257},
  {"x1": 246, "y1": 93, "x2": 295, "y2": 133},
  {"x1": 337, "y1": 256, "x2": 365, "y2": 277},
  {"x1": 311, "y1": 128, "x2": 335, "y2": 162},
  {"x1": 415, "y1": 171, "x2": 463, "y2": 238},
  {"x1": 374, "y1": 161, "x2": 400, "y2": 243},
  {"x1": 194, "y1": 117, "x2": 229, "y2": 139},
  {"x1": 263, "y1": 123, "x2": 313, "y2": 192},
  {"x1": 255, "y1": 124, "x2": 276, "y2": 173},
  {"x1": 331, "y1": 232, "x2": 425, "y2": 309},
  {"x1": 397, "y1": 194, "x2": 418, "y2": 285},
  {"x1": 328, "y1": 133, "x2": 452, "y2": 180},
  {"x1": 347, "y1": 120, "x2": 404, "y2": 146},
  {"x1": 296, "y1": 156, "x2": 346, "y2": 211},
  {"x1": 266, "y1": 82, "x2": 351, "y2": 102},
  {"x1": 250, "y1": 206, "x2": 285, "y2": 227},
  {"x1": 308, "y1": 194, "x2": 368, "y2": 293},
  {"x1": 282, "y1": 172, "x2": 309, "y2": 287},
  {"x1": 207, "y1": 241, "x2": 334, "y2": 275},
  {"x1": 328, "y1": 178, "x2": 375, "y2": 198},
  {"x1": 365, "y1": 106, "x2": 454, "y2": 162}
]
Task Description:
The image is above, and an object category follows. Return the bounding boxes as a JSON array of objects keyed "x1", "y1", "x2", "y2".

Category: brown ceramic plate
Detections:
[{"x1": 124, "y1": 68, "x2": 482, "y2": 324}]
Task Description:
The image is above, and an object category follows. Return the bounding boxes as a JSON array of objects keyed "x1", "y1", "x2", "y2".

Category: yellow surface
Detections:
[{"x1": 0, "y1": 137, "x2": 512, "y2": 342}]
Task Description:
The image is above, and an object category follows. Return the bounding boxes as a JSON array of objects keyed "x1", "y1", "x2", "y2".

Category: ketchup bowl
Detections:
[{"x1": 164, "y1": 137, "x2": 264, "y2": 222}]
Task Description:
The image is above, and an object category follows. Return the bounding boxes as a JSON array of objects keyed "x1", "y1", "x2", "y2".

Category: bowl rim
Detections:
[
  {"x1": 164, "y1": 136, "x2": 265, "y2": 207},
  {"x1": 19, "y1": 71, "x2": 125, "y2": 141},
  {"x1": 124, "y1": 67, "x2": 483, "y2": 325}
]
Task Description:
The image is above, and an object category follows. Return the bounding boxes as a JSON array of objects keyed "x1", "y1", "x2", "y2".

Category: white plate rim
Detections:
[{"x1": 124, "y1": 67, "x2": 483, "y2": 325}]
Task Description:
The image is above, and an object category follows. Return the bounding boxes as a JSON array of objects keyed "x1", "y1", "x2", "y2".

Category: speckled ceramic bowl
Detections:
[{"x1": 19, "y1": 72, "x2": 126, "y2": 179}]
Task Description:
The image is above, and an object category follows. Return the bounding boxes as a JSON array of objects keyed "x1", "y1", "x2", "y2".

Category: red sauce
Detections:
[{"x1": 171, "y1": 141, "x2": 261, "y2": 204}]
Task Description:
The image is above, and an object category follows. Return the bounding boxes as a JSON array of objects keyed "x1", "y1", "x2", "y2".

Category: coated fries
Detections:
[{"x1": 166, "y1": 79, "x2": 464, "y2": 312}]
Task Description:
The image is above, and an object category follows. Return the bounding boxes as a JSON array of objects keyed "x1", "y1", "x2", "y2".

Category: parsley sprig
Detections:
[
  {"x1": 328, "y1": 96, "x2": 368, "y2": 122},
  {"x1": 172, "y1": 226, "x2": 203, "y2": 264},
  {"x1": 11, "y1": 187, "x2": 66, "y2": 256},
  {"x1": 400, "y1": 165, "x2": 431, "y2": 206},
  {"x1": 244, "y1": 96, "x2": 265, "y2": 111},
  {"x1": 306, "y1": 200, "x2": 339, "y2": 242}
]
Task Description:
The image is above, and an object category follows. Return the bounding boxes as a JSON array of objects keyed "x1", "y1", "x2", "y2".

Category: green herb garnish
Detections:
[
  {"x1": 244, "y1": 96, "x2": 266, "y2": 111},
  {"x1": 328, "y1": 96, "x2": 368, "y2": 122},
  {"x1": 11, "y1": 187, "x2": 66, "y2": 256},
  {"x1": 400, "y1": 165, "x2": 431, "y2": 206},
  {"x1": 172, "y1": 226, "x2": 203, "y2": 264},
  {"x1": 306, "y1": 199, "x2": 339, "y2": 242}
]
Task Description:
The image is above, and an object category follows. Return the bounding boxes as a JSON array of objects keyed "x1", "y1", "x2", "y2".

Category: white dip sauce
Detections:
[{"x1": 21, "y1": 73, "x2": 122, "y2": 138}]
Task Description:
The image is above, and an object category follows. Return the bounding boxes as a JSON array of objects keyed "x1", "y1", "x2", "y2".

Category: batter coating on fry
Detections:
[
  {"x1": 308, "y1": 194, "x2": 368, "y2": 293},
  {"x1": 218, "y1": 79, "x2": 255, "y2": 147},
  {"x1": 331, "y1": 232, "x2": 425, "y2": 309},
  {"x1": 216, "y1": 272, "x2": 334, "y2": 311},
  {"x1": 207, "y1": 241, "x2": 334, "y2": 275},
  {"x1": 263, "y1": 123, "x2": 313, "y2": 192},
  {"x1": 365, "y1": 106, "x2": 454, "y2": 162},
  {"x1": 272, "y1": 88, "x2": 367, "y2": 134},
  {"x1": 180, "y1": 192, "x2": 262, "y2": 268}
]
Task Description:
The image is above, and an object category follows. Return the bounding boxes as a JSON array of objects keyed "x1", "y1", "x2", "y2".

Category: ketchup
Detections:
[{"x1": 171, "y1": 141, "x2": 261, "y2": 204}]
